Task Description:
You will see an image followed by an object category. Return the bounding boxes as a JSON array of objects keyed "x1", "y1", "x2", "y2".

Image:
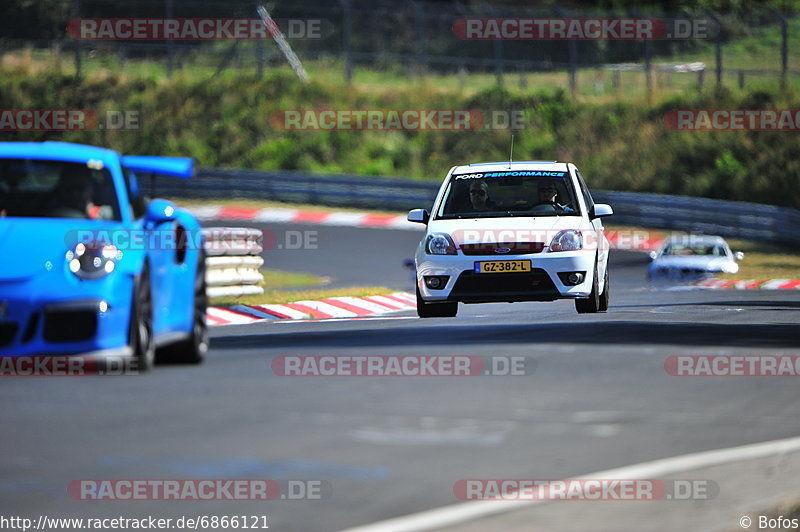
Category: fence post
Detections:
[
  {"x1": 486, "y1": 3, "x2": 504, "y2": 87},
  {"x1": 494, "y1": 44, "x2": 504, "y2": 87},
  {"x1": 631, "y1": 8, "x2": 652, "y2": 103},
  {"x1": 117, "y1": 42, "x2": 126, "y2": 71},
  {"x1": 72, "y1": 0, "x2": 82, "y2": 78},
  {"x1": 54, "y1": 41, "x2": 63, "y2": 72},
  {"x1": 771, "y1": 10, "x2": 788, "y2": 89},
  {"x1": 410, "y1": 1, "x2": 427, "y2": 77},
  {"x1": 567, "y1": 44, "x2": 577, "y2": 96},
  {"x1": 738, "y1": 70, "x2": 744, "y2": 88},
  {"x1": 166, "y1": 0, "x2": 174, "y2": 77},
  {"x1": 556, "y1": 7, "x2": 577, "y2": 96},
  {"x1": 705, "y1": 10, "x2": 723, "y2": 88},
  {"x1": 644, "y1": 40, "x2": 652, "y2": 103},
  {"x1": 338, "y1": 0, "x2": 353, "y2": 84}
]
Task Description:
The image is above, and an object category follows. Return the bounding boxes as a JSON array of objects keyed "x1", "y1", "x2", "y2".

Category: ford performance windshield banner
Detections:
[{"x1": 453, "y1": 171, "x2": 568, "y2": 179}]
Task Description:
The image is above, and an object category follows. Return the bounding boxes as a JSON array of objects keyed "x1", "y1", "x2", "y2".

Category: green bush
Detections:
[{"x1": 1, "y1": 70, "x2": 798, "y2": 209}]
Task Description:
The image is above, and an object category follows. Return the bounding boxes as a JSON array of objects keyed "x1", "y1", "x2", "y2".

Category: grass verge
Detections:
[
  {"x1": 719, "y1": 239, "x2": 800, "y2": 280},
  {"x1": 604, "y1": 226, "x2": 800, "y2": 280},
  {"x1": 3, "y1": 66, "x2": 800, "y2": 209},
  {"x1": 258, "y1": 269, "x2": 325, "y2": 290}
]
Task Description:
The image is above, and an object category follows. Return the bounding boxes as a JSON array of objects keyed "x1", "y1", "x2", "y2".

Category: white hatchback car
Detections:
[
  {"x1": 408, "y1": 161, "x2": 613, "y2": 317},
  {"x1": 647, "y1": 234, "x2": 743, "y2": 282}
]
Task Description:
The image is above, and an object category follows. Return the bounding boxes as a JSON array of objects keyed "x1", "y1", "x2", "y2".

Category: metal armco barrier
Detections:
[
  {"x1": 201, "y1": 227, "x2": 264, "y2": 298},
  {"x1": 144, "y1": 170, "x2": 800, "y2": 247},
  {"x1": 146, "y1": 168, "x2": 438, "y2": 211},
  {"x1": 590, "y1": 190, "x2": 800, "y2": 247}
]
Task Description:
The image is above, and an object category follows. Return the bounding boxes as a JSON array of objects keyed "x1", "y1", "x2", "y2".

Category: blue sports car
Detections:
[{"x1": 0, "y1": 142, "x2": 208, "y2": 371}]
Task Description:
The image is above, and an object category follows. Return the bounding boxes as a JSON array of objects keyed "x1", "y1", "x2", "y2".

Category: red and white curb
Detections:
[
  {"x1": 695, "y1": 279, "x2": 800, "y2": 290},
  {"x1": 206, "y1": 292, "x2": 416, "y2": 326},
  {"x1": 605, "y1": 230, "x2": 663, "y2": 252},
  {"x1": 189, "y1": 205, "x2": 419, "y2": 230}
]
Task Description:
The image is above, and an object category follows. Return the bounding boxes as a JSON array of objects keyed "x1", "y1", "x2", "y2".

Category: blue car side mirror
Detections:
[{"x1": 144, "y1": 199, "x2": 178, "y2": 225}]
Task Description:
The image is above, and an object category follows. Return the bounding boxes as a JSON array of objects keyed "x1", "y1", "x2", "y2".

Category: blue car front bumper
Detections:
[{"x1": 0, "y1": 272, "x2": 135, "y2": 357}]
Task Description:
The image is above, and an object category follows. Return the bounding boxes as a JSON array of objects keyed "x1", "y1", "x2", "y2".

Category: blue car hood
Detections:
[{"x1": 0, "y1": 218, "x2": 126, "y2": 281}]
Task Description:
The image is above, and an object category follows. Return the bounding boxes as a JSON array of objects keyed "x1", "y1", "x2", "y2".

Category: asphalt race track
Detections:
[{"x1": 2, "y1": 223, "x2": 799, "y2": 532}]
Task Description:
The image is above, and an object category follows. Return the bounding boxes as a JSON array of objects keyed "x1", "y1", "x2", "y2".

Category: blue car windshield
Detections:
[{"x1": 0, "y1": 159, "x2": 121, "y2": 221}]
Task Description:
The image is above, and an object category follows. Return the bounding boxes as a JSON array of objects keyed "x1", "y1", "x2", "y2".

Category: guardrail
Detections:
[
  {"x1": 590, "y1": 190, "x2": 800, "y2": 247},
  {"x1": 201, "y1": 228, "x2": 264, "y2": 298},
  {"x1": 146, "y1": 169, "x2": 800, "y2": 247},
  {"x1": 145, "y1": 168, "x2": 438, "y2": 211}
]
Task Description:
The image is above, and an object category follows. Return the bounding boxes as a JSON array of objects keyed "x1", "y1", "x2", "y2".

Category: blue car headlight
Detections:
[{"x1": 66, "y1": 242, "x2": 122, "y2": 280}]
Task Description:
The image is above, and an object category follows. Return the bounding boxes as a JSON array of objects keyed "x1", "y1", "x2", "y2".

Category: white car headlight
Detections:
[
  {"x1": 425, "y1": 233, "x2": 457, "y2": 255},
  {"x1": 549, "y1": 230, "x2": 583, "y2": 252},
  {"x1": 721, "y1": 262, "x2": 739, "y2": 274},
  {"x1": 66, "y1": 242, "x2": 122, "y2": 279}
]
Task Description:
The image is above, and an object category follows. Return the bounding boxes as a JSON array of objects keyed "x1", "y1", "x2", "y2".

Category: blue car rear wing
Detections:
[{"x1": 121, "y1": 156, "x2": 195, "y2": 179}]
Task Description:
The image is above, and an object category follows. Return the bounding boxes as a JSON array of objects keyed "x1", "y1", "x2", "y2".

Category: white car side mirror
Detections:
[
  {"x1": 591, "y1": 204, "x2": 613, "y2": 219},
  {"x1": 407, "y1": 209, "x2": 429, "y2": 224},
  {"x1": 734, "y1": 251, "x2": 744, "y2": 261}
]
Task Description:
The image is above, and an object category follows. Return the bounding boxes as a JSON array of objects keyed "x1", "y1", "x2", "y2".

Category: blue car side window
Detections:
[{"x1": 123, "y1": 166, "x2": 146, "y2": 219}]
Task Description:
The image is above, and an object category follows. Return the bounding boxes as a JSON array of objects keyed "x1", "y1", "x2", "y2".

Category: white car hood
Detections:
[
  {"x1": 427, "y1": 216, "x2": 589, "y2": 246},
  {"x1": 652, "y1": 256, "x2": 737, "y2": 272}
]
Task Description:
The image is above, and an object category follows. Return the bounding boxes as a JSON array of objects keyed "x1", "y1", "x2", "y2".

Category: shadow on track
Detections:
[
  {"x1": 211, "y1": 320, "x2": 800, "y2": 350},
  {"x1": 614, "y1": 300, "x2": 800, "y2": 311}
]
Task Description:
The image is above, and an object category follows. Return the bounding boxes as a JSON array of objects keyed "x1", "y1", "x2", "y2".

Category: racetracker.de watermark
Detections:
[
  {"x1": 271, "y1": 109, "x2": 488, "y2": 131},
  {"x1": 68, "y1": 479, "x2": 331, "y2": 500},
  {"x1": 67, "y1": 18, "x2": 328, "y2": 40},
  {"x1": 449, "y1": 228, "x2": 659, "y2": 252},
  {"x1": 0, "y1": 356, "x2": 138, "y2": 376},
  {"x1": 665, "y1": 355, "x2": 800, "y2": 376},
  {"x1": 0, "y1": 515, "x2": 270, "y2": 531},
  {"x1": 0, "y1": 110, "x2": 139, "y2": 131},
  {"x1": 665, "y1": 109, "x2": 800, "y2": 131},
  {"x1": 453, "y1": 478, "x2": 718, "y2": 501},
  {"x1": 452, "y1": 229, "x2": 611, "y2": 252},
  {"x1": 271, "y1": 110, "x2": 534, "y2": 131},
  {"x1": 63, "y1": 228, "x2": 317, "y2": 252},
  {"x1": 452, "y1": 18, "x2": 711, "y2": 40},
  {"x1": 271, "y1": 355, "x2": 531, "y2": 376}
]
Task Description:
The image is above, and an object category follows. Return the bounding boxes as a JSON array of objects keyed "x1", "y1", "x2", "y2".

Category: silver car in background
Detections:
[{"x1": 647, "y1": 235, "x2": 744, "y2": 282}]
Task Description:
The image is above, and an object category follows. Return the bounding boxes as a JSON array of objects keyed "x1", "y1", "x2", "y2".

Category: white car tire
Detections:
[
  {"x1": 416, "y1": 287, "x2": 458, "y2": 318},
  {"x1": 575, "y1": 258, "x2": 602, "y2": 314}
]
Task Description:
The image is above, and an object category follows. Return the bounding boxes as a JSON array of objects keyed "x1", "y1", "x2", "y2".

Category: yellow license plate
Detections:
[{"x1": 475, "y1": 260, "x2": 531, "y2": 273}]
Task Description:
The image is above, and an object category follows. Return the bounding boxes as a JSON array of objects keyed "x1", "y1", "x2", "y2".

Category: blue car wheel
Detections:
[
  {"x1": 130, "y1": 265, "x2": 155, "y2": 371},
  {"x1": 158, "y1": 251, "x2": 208, "y2": 364}
]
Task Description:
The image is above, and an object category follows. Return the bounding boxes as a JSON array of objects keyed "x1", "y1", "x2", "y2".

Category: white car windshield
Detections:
[
  {"x1": 0, "y1": 159, "x2": 121, "y2": 220},
  {"x1": 661, "y1": 244, "x2": 729, "y2": 257},
  {"x1": 435, "y1": 170, "x2": 581, "y2": 219}
]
